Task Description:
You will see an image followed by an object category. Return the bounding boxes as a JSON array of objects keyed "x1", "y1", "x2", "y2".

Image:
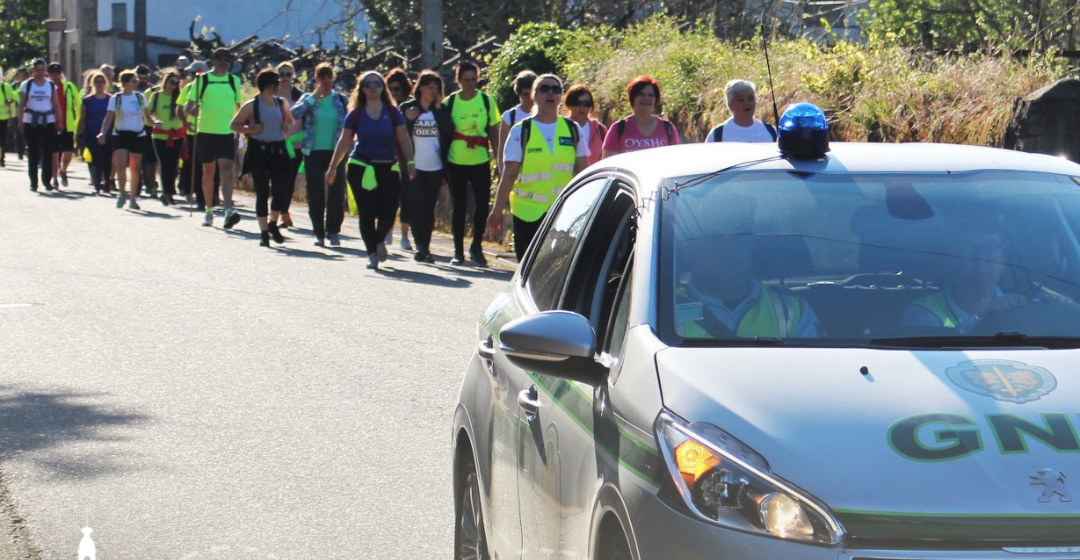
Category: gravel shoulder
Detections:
[{"x1": 0, "y1": 471, "x2": 40, "y2": 560}]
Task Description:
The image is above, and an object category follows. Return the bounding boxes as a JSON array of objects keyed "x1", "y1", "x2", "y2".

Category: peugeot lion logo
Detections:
[{"x1": 1030, "y1": 469, "x2": 1071, "y2": 503}]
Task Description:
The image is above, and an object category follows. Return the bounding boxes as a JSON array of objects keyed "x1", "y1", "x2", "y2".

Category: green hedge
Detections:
[{"x1": 487, "y1": 16, "x2": 1069, "y2": 145}]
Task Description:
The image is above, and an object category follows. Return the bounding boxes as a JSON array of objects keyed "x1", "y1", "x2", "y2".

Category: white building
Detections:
[{"x1": 49, "y1": 0, "x2": 368, "y2": 79}]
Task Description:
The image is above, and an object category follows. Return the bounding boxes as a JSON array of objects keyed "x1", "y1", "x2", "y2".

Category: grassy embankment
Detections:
[{"x1": 490, "y1": 17, "x2": 1070, "y2": 145}]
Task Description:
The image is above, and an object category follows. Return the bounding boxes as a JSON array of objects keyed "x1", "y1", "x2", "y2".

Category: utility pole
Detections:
[
  {"x1": 421, "y1": 0, "x2": 443, "y2": 69},
  {"x1": 135, "y1": 0, "x2": 148, "y2": 64}
]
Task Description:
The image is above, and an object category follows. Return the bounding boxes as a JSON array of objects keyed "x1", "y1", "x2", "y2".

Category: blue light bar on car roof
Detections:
[{"x1": 778, "y1": 103, "x2": 830, "y2": 159}]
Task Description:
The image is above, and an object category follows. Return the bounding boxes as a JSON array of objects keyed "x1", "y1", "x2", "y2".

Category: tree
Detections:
[
  {"x1": 865, "y1": 0, "x2": 1080, "y2": 52},
  {"x1": 0, "y1": 0, "x2": 47, "y2": 71}
]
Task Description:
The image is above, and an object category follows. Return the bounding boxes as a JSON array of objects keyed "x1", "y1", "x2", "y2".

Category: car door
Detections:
[{"x1": 515, "y1": 179, "x2": 639, "y2": 559}]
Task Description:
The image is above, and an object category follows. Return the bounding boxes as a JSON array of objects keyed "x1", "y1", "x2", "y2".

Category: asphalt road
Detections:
[{"x1": 0, "y1": 158, "x2": 513, "y2": 559}]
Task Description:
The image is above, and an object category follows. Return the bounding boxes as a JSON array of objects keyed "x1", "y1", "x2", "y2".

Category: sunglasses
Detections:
[
  {"x1": 279, "y1": 72, "x2": 294, "y2": 78},
  {"x1": 363, "y1": 81, "x2": 384, "y2": 89},
  {"x1": 568, "y1": 98, "x2": 593, "y2": 108},
  {"x1": 535, "y1": 84, "x2": 562, "y2": 95},
  {"x1": 166, "y1": 80, "x2": 180, "y2": 86}
]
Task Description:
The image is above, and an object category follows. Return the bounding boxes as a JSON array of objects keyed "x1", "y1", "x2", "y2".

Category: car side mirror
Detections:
[{"x1": 499, "y1": 311, "x2": 608, "y2": 385}]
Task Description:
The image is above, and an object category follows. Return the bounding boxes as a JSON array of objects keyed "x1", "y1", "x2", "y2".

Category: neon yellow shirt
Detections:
[
  {"x1": 445, "y1": 91, "x2": 500, "y2": 165},
  {"x1": 191, "y1": 73, "x2": 242, "y2": 135}
]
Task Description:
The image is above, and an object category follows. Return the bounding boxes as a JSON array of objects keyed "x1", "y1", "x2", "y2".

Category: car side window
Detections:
[{"x1": 524, "y1": 178, "x2": 610, "y2": 311}]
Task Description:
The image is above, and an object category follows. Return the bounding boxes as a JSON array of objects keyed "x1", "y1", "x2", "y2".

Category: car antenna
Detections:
[{"x1": 761, "y1": 20, "x2": 780, "y2": 127}]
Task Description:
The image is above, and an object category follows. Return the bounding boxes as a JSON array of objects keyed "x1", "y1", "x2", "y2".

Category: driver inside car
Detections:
[
  {"x1": 898, "y1": 215, "x2": 1028, "y2": 333},
  {"x1": 676, "y1": 193, "x2": 824, "y2": 339}
]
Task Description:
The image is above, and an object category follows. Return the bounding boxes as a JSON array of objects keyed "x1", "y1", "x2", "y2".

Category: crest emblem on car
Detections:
[
  {"x1": 946, "y1": 360, "x2": 1056, "y2": 404},
  {"x1": 1030, "y1": 469, "x2": 1071, "y2": 503}
]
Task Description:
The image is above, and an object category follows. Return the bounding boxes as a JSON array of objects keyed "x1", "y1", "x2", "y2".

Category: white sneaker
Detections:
[
  {"x1": 400, "y1": 237, "x2": 412, "y2": 251},
  {"x1": 384, "y1": 231, "x2": 393, "y2": 245},
  {"x1": 202, "y1": 211, "x2": 213, "y2": 227}
]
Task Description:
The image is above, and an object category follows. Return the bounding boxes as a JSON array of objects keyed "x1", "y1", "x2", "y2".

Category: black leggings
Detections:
[
  {"x1": 446, "y1": 162, "x2": 492, "y2": 252},
  {"x1": 24, "y1": 124, "x2": 55, "y2": 188},
  {"x1": 85, "y1": 135, "x2": 113, "y2": 189},
  {"x1": 304, "y1": 150, "x2": 345, "y2": 239},
  {"x1": 153, "y1": 138, "x2": 182, "y2": 198},
  {"x1": 406, "y1": 169, "x2": 443, "y2": 252},
  {"x1": 347, "y1": 162, "x2": 401, "y2": 254},
  {"x1": 280, "y1": 151, "x2": 302, "y2": 215},
  {"x1": 512, "y1": 214, "x2": 546, "y2": 262},
  {"x1": 249, "y1": 141, "x2": 290, "y2": 218}
]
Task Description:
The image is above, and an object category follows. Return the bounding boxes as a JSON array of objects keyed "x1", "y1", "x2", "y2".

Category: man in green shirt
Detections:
[
  {"x1": 443, "y1": 61, "x2": 501, "y2": 266},
  {"x1": 47, "y1": 62, "x2": 80, "y2": 188},
  {"x1": 185, "y1": 48, "x2": 243, "y2": 228},
  {"x1": 0, "y1": 68, "x2": 17, "y2": 167}
]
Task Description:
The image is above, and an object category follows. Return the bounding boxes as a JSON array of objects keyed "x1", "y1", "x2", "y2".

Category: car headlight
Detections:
[{"x1": 655, "y1": 411, "x2": 845, "y2": 545}]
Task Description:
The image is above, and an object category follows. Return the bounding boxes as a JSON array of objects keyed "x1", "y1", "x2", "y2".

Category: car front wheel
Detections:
[{"x1": 455, "y1": 459, "x2": 489, "y2": 560}]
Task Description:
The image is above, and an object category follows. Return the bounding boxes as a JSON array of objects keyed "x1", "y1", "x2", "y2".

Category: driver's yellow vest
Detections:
[
  {"x1": 509, "y1": 118, "x2": 576, "y2": 222},
  {"x1": 909, "y1": 292, "x2": 957, "y2": 328},
  {"x1": 679, "y1": 283, "x2": 803, "y2": 338}
]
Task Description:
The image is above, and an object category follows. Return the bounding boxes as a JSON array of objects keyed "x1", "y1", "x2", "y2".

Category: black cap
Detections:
[
  {"x1": 135, "y1": 64, "x2": 150, "y2": 74},
  {"x1": 47, "y1": 62, "x2": 62, "y2": 73},
  {"x1": 211, "y1": 47, "x2": 233, "y2": 60}
]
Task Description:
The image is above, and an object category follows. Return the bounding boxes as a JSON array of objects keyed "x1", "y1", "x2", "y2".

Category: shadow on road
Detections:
[
  {"x1": 0, "y1": 385, "x2": 149, "y2": 479},
  {"x1": 125, "y1": 209, "x2": 180, "y2": 220},
  {"x1": 273, "y1": 247, "x2": 346, "y2": 261},
  {"x1": 372, "y1": 267, "x2": 481, "y2": 287}
]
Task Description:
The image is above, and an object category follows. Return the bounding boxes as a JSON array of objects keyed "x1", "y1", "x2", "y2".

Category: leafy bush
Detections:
[
  {"x1": 487, "y1": 22, "x2": 578, "y2": 111},
  {"x1": 493, "y1": 14, "x2": 1069, "y2": 145}
]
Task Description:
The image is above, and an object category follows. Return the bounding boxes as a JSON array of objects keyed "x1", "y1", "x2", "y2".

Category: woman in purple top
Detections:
[
  {"x1": 327, "y1": 71, "x2": 416, "y2": 269},
  {"x1": 76, "y1": 71, "x2": 113, "y2": 194}
]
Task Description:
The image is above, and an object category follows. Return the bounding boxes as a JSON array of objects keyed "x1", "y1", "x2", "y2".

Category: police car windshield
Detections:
[{"x1": 658, "y1": 170, "x2": 1080, "y2": 347}]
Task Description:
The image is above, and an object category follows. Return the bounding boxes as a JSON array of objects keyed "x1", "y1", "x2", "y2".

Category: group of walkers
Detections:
[{"x1": 9, "y1": 50, "x2": 777, "y2": 269}]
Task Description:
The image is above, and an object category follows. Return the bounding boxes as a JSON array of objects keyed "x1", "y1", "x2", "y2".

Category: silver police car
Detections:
[{"x1": 452, "y1": 104, "x2": 1080, "y2": 560}]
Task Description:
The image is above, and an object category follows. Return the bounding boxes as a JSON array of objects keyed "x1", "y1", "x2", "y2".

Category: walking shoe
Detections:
[
  {"x1": 470, "y1": 246, "x2": 488, "y2": 268},
  {"x1": 116, "y1": 192, "x2": 128, "y2": 208},
  {"x1": 60, "y1": 172, "x2": 68, "y2": 187},
  {"x1": 45, "y1": 180, "x2": 54, "y2": 192},
  {"x1": 260, "y1": 231, "x2": 271, "y2": 247},
  {"x1": 313, "y1": 236, "x2": 325, "y2": 247},
  {"x1": 29, "y1": 184, "x2": 37, "y2": 192},
  {"x1": 224, "y1": 209, "x2": 241, "y2": 230},
  {"x1": 450, "y1": 251, "x2": 464, "y2": 265},
  {"x1": 376, "y1": 242, "x2": 388, "y2": 262},
  {"x1": 401, "y1": 236, "x2": 413, "y2": 251},
  {"x1": 414, "y1": 249, "x2": 431, "y2": 263},
  {"x1": 202, "y1": 210, "x2": 213, "y2": 227},
  {"x1": 280, "y1": 213, "x2": 294, "y2": 228},
  {"x1": 385, "y1": 231, "x2": 393, "y2": 245},
  {"x1": 129, "y1": 199, "x2": 141, "y2": 210},
  {"x1": 328, "y1": 233, "x2": 341, "y2": 247},
  {"x1": 0, "y1": 159, "x2": 6, "y2": 167},
  {"x1": 366, "y1": 254, "x2": 379, "y2": 269},
  {"x1": 268, "y1": 222, "x2": 285, "y2": 244}
]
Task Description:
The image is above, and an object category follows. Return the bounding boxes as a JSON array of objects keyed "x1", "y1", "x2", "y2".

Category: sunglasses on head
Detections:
[{"x1": 535, "y1": 84, "x2": 562, "y2": 95}]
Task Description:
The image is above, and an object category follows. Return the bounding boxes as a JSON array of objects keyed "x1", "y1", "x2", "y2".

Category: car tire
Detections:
[
  {"x1": 598, "y1": 525, "x2": 632, "y2": 560},
  {"x1": 454, "y1": 458, "x2": 490, "y2": 560}
]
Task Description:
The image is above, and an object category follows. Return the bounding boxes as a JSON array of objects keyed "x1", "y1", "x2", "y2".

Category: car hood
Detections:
[{"x1": 656, "y1": 347, "x2": 1080, "y2": 540}]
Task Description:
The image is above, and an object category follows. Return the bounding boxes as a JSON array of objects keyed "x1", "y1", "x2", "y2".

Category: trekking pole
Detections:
[{"x1": 188, "y1": 130, "x2": 197, "y2": 218}]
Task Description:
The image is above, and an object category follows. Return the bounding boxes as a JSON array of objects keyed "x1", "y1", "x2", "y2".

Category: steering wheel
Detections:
[{"x1": 969, "y1": 301, "x2": 1080, "y2": 336}]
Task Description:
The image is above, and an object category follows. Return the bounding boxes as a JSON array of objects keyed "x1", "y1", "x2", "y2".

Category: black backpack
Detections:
[
  {"x1": 616, "y1": 116, "x2": 675, "y2": 144},
  {"x1": 251, "y1": 95, "x2": 286, "y2": 126},
  {"x1": 518, "y1": 116, "x2": 580, "y2": 162},
  {"x1": 710, "y1": 122, "x2": 777, "y2": 142},
  {"x1": 196, "y1": 73, "x2": 240, "y2": 103},
  {"x1": 446, "y1": 91, "x2": 492, "y2": 135}
]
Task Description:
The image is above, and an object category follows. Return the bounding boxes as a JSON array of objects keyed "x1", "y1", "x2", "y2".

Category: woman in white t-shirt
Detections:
[
  {"x1": 705, "y1": 79, "x2": 777, "y2": 143},
  {"x1": 488, "y1": 73, "x2": 590, "y2": 261},
  {"x1": 400, "y1": 70, "x2": 453, "y2": 264},
  {"x1": 99, "y1": 70, "x2": 152, "y2": 210},
  {"x1": 496, "y1": 70, "x2": 536, "y2": 174}
]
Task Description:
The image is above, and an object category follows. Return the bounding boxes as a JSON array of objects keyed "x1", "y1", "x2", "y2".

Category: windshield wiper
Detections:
[
  {"x1": 868, "y1": 332, "x2": 1080, "y2": 349},
  {"x1": 680, "y1": 337, "x2": 789, "y2": 348}
]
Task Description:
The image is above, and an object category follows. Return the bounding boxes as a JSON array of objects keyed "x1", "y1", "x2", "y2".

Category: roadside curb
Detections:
[{"x1": 0, "y1": 469, "x2": 41, "y2": 560}]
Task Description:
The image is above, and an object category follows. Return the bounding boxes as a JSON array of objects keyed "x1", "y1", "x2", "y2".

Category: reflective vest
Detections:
[
  {"x1": 60, "y1": 80, "x2": 80, "y2": 131},
  {"x1": 0, "y1": 83, "x2": 16, "y2": 120},
  {"x1": 680, "y1": 283, "x2": 804, "y2": 338},
  {"x1": 909, "y1": 292, "x2": 957, "y2": 328},
  {"x1": 510, "y1": 117, "x2": 577, "y2": 222}
]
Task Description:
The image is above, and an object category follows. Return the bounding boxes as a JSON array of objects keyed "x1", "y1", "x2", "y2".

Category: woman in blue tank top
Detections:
[{"x1": 77, "y1": 71, "x2": 113, "y2": 194}]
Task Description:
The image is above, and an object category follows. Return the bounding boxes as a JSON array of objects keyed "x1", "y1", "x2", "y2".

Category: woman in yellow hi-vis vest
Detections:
[{"x1": 487, "y1": 74, "x2": 589, "y2": 261}]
